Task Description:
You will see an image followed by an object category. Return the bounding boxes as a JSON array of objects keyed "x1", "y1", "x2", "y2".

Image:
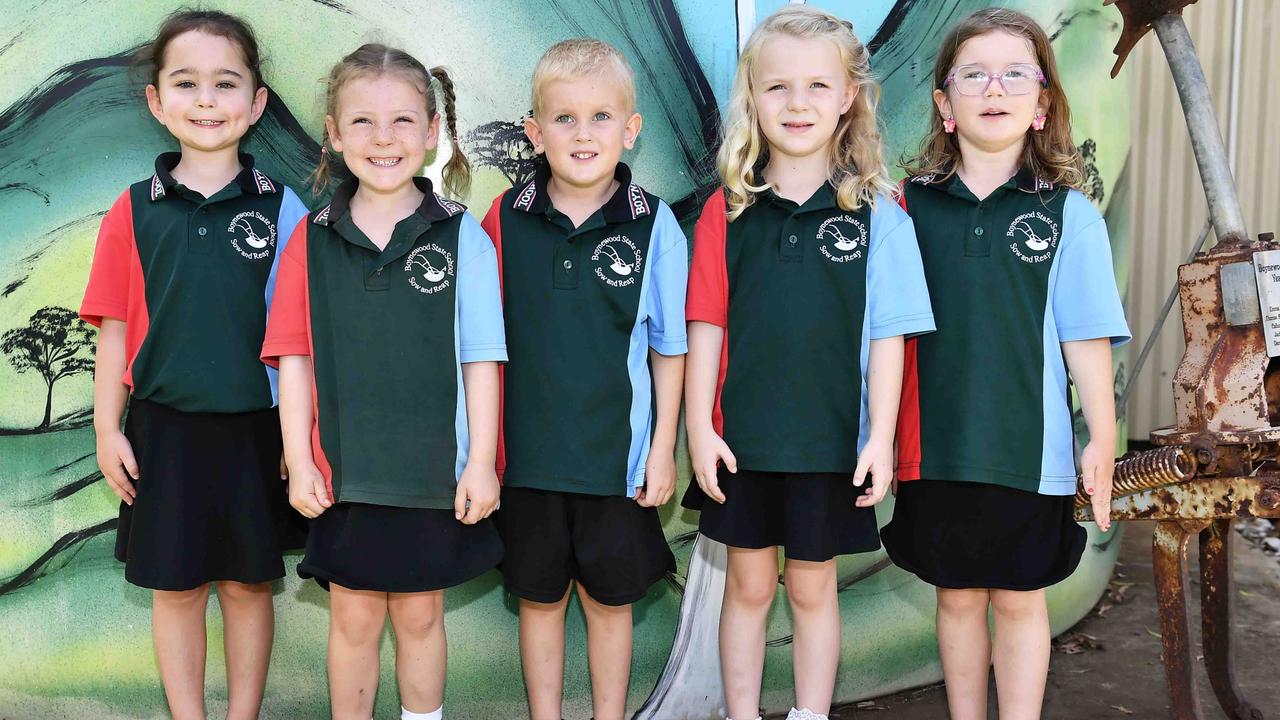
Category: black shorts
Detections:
[
  {"x1": 880, "y1": 478, "x2": 1087, "y2": 591},
  {"x1": 115, "y1": 398, "x2": 308, "y2": 591},
  {"x1": 299, "y1": 502, "x2": 503, "y2": 593},
  {"x1": 493, "y1": 486, "x2": 675, "y2": 606},
  {"x1": 682, "y1": 467, "x2": 880, "y2": 561}
]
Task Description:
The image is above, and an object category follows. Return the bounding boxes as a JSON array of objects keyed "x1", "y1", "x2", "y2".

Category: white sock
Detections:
[
  {"x1": 786, "y1": 709, "x2": 828, "y2": 720},
  {"x1": 401, "y1": 705, "x2": 442, "y2": 720}
]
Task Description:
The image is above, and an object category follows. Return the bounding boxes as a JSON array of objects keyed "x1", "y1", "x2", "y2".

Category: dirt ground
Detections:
[{"x1": 825, "y1": 520, "x2": 1280, "y2": 719}]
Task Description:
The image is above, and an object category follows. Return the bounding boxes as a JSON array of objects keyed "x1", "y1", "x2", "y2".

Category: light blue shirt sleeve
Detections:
[
  {"x1": 267, "y1": 186, "x2": 310, "y2": 308},
  {"x1": 645, "y1": 201, "x2": 689, "y2": 355},
  {"x1": 1053, "y1": 192, "x2": 1131, "y2": 345},
  {"x1": 457, "y1": 214, "x2": 508, "y2": 363},
  {"x1": 867, "y1": 198, "x2": 936, "y2": 339}
]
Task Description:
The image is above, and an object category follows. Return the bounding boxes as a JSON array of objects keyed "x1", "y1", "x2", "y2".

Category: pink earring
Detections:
[
  {"x1": 943, "y1": 116, "x2": 956, "y2": 134},
  {"x1": 1032, "y1": 113, "x2": 1047, "y2": 131}
]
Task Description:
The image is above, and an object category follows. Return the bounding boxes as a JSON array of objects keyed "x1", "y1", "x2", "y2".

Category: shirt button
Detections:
[
  {"x1": 197, "y1": 227, "x2": 208, "y2": 236},
  {"x1": 973, "y1": 227, "x2": 984, "y2": 236},
  {"x1": 563, "y1": 260, "x2": 573, "y2": 270},
  {"x1": 788, "y1": 234, "x2": 798, "y2": 245}
]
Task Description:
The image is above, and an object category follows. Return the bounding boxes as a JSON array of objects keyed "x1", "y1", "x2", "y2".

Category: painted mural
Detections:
[{"x1": 0, "y1": 1, "x2": 1131, "y2": 717}]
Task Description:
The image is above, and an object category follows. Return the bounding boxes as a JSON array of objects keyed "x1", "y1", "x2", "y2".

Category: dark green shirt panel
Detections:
[
  {"x1": 306, "y1": 218, "x2": 461, "y2": 509},
  {"x1": 497, "y1": 199, "x2": 655, "y2": 495},
  {"x1": 720, "y1": 198, "x2": 869, "y2": 473},
  {"x1": 905, "y1": 181, "x2": 1066, "y2": 491},
  {"x1": 128, "y1": 182, "x2": 277, "y2": 413}
]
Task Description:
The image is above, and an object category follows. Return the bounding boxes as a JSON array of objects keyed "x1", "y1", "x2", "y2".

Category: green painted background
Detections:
[{"x1": 0, "y1": 1, "x2": 1130, "y2": 717}]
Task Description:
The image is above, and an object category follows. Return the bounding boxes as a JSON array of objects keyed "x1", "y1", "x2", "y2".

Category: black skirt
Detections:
[
  {"x1": 298, "y1": 502, "x2": 504, "y2": 593},
  {"x1": 115, "y1": 398, "x2": 307, "y2": 591},
  {"x1": 880, "y1": 478, "x2": 1087, "y2": 591},
  {"x1": 682, "y1": 467, "x2": 881, "y2": 561}
]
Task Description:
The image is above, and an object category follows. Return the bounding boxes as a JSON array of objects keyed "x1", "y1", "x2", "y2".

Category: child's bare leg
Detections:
[
  {"x1": 214, "y1": 580, "x2": 273, "y2": 720},
  {"x1": 578, "y1": 588, "x2": 633, "y2": 720},
  {"x1": 990, "y1": 588, "x2": 1050, "y2": 720},
  {"x1": 329, "y1": 583, "x2": 387, "y2": 720},
  {"x1": 388, "y1": 590, "x2": 447, "y2": 714},
  {"x1": 783, "y1": 558, "x2": 839, "y2": 714},
  {"x1": 519, "y1": 587, "x2": 571, "y2": 720},
  {"x1": 720, "y1": 546, "x2": 778, "y2": 720},
  {"x1": 153, "y1": 584, "x2": 213, "y2": 720},
  {"x1": 935, "y1": 587, "x2": 991, "y2": 720}
]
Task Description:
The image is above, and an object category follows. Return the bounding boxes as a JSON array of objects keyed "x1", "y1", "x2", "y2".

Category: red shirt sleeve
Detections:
[
  {"x1": 261, "y1": 217, "x2": 311, "y2": 367},
  {"x1": 480, "y1": 194, "x2": 508, "y2": 480},
  {"x1": 893, "y1": 183, "x2": 922, "y2": 481},
  {"x1": 80, "y1": 191, "x2": 135, "y2": 327},
  {"x1": 685, "y1": 190, "x2": 729, "y2": 327}
]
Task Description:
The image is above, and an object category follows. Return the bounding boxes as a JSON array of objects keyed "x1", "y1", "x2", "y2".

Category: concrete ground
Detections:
[{"x1": 828, "y1": 520, "x2": 1280, "y2": 719}]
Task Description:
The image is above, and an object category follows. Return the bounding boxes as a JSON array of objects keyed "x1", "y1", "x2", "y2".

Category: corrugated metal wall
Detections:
[{"x1": 1126, "y1": 0, "x2": 1280, "y2": 438}]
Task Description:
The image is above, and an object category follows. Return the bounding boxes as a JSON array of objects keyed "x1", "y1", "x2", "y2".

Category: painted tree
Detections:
[
  {"x1": 1, "y1": 306, "x2": 95, "y2": 429},
  {"x1": 465, "y1": 119, "x2": 540, "y2": 186}
]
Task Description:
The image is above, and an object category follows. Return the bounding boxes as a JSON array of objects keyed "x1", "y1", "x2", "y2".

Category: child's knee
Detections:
[
  {"x1": 391, "y1": 596, "x2": 445, "y2": 640},
  {"x1": 936, "y1": 587, "x2": 990, "y2": 617},
  {"x1": 727, "y1": 571, "x2": 777, "y2": 609},
  {"x1": 783, "y1": 574, "x2": 836, "y2": 614},
  {"x1": 990, "y1": 588, "x2": 1045, "y2": 622},
  {"x1": 332, "y1": 600, "x2": 386, "y2": 643}
]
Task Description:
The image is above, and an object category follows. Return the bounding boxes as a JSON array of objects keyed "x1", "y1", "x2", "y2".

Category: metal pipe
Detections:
[{"x1": 1151, "y1": 13, "x2": 1248, "y2": 246}]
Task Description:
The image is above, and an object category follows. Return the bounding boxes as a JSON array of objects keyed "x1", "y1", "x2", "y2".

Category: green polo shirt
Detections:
[
  {"x1": 80, "y1": 152, "x2": 308, "y2": 413},
  {"x1": 686, "y1": 185, "x2": 935, "y2": 473},
  {"x1": 481, "y1": 162, "x2": 689, "y2": 497},
  {"x1": 895, "y1": 168, "x2": 1130, "y2": 495},
  {"x1": 261, "y1": 177, "x2": 507, "y2": 509}
]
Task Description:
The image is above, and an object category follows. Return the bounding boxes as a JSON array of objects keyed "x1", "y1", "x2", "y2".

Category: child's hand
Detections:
[
  {"x1": 637, "y1": 450, "x2": 676, "y2": 507},
  {"x1": 853, "y1": 437, "x2": 893, "y2": 508},
  {"x1": 288, "y1": 461, "x2": 331, "y2": 519},
  {"x1": 97, "y1": 429, "x2": 139, "y2": 505},
  {"x1": 688, "y1": 425, "x2": 735, "y2": 504},
  {"x1": 1080, "y1": 440, "x2": 1115, "y2": 532},
  {"x1": 455, "y1": 465, "x2": 500, "y2": 525}
]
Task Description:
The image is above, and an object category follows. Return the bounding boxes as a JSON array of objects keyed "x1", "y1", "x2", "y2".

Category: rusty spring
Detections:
[{"x1": 1075, "y1": 445, "x2": 1197, "y2": 508}]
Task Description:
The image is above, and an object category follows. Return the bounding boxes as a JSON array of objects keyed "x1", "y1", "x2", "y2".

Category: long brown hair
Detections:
[
  {"x1": 902, "y1": 8, "x2": 1085, "y2": 190},
  {"x1": 310, "y1": 44, "x2": 472, "y2": 199}
]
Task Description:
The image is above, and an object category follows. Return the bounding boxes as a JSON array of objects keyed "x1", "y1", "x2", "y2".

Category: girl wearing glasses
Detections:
[{"x1": 882, "y1": 9, "x2": 1129, "y2": 720}]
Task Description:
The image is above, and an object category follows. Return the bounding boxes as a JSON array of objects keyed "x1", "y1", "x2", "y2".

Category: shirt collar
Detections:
[
  {"x1": 761, "y1": 180, "x2": 839, "y2": 213},
  {"x1": 511, "y1": 160, "x2": 651, "y2": 223},
  {"x1": 149, "y1": 152, "x2": 277, "y2": 202},
  {"x1": 312, "y1": 176, "x2": 466, "y2": 227},
  {"x1": 906, "y1": 165, "x2": 1055, "y2": 201}
]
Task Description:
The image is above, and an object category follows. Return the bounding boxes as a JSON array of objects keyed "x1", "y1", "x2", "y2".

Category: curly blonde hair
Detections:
[
  {"x1": 902, "y1": 8, "x2": 1084, "y2": 190},
  {"x1": 718, "y1": 5, "x2": 894, "y2": 221}
]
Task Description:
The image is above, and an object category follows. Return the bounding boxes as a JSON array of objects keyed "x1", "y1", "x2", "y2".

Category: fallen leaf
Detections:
[
  {"x1": 1112, "y1": 704, "x2": 1135, "y2": 715},
  {"x1": 1055, "y1": 632, "x2": 1104, "y2": 654},
  {"x1": 1240, "y1": 589, "x2": 1257, "y2": 597},
  {"x1": 1146, "y1": 627, "x2": 1162, "y2": 638}
]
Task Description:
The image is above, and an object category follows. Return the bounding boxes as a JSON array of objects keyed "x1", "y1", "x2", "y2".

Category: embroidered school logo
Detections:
[
  {"x1": 592, "y1": 235, "x2": 642, "y2": 288},
  {"x1": 1006, "y1": 211, "x2": 1060, "y2": 264},
  {"x1": 227, "y1": 211, "x2": 276, "y2": 260},
  {"x1": 816, "y1": 215, "x2": 868, "y2": 263},
  {"x1": 404, "y1": 244, "x2": 454, "y2": 294}
]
